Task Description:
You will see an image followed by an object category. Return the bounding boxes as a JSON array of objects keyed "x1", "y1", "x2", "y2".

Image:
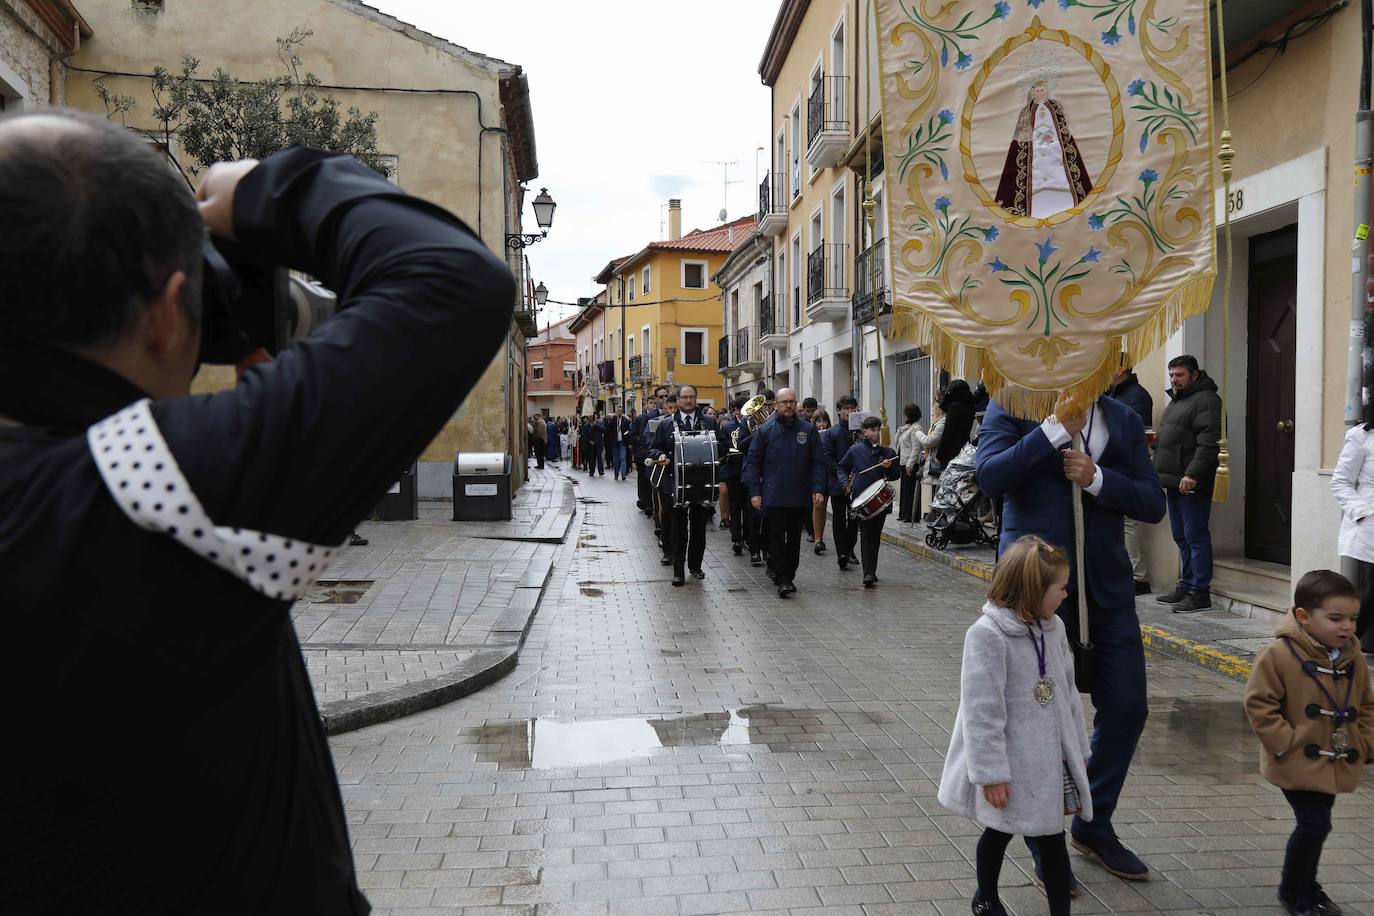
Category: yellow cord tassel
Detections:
[{"x1": 1212, "y1": 437, "x2": 1230, "y2": 503}]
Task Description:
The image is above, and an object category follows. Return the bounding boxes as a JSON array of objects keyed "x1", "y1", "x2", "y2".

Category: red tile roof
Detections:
[{"x1": 654, "y1": 215, "x2": 759, "y2": 253}]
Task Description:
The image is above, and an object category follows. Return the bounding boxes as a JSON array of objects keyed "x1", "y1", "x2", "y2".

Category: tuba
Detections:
[{"x1": 728, "y1": 394, "x2": 773, "y2": 457}]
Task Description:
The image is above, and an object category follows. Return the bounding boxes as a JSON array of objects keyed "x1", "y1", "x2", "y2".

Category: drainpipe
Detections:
[{"x1": 1343, "y1": 0, "x2": 1373, "y2": 586}]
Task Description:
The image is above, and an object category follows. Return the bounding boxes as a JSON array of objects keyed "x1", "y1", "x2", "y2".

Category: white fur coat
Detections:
[{"x1": 938, "y1": 602, "x2": 1093, "y2": 836}]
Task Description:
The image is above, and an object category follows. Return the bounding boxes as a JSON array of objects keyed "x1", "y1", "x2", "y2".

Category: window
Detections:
[
  {"x1": 642, "y1": 327, "x2": 650, "y2": 358},
  {"x1": 642, "y1": 266, "x2": 650, "y2": 295},
  {"x1": 563, "y1": 361, "x2": 576, "y2": 378},
  {"x1": 682, "y1": 328, "x2": 707, "y2": 366},
  {"x1": 627, "y1": 335, "x2": 636, "y2": 360},
  {"x1": 682, "y1": 260, "x2": 708, "y2": 289},
  {"x1": 730, "y1": 290, "x2": 740, "y2": 331},
  {"x1": 594, "y1": 339, "x2": 601, "y2": 365},
  {"x1": 532, "y1": 363, "x2": 545, "y2": 381},
  {"x1": 627, "y1": 276, "x2": 634, "y2": 302}
]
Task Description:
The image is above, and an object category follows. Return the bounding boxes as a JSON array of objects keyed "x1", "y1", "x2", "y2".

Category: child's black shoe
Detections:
[
  {"x1": 1279, "y1": 885, "x2": 1341, "y2": 916},
  {"x1": 971, "y1": 892, "x2": 1008, "y2": 916}
]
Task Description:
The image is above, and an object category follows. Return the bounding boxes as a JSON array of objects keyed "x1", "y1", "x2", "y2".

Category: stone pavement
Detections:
[
  {"x1": 297, "y1": 467, "x2": 574, "y2": 733},
  {"x1": 330, "y1": 471, "x2": 1374, "y2": 915}
]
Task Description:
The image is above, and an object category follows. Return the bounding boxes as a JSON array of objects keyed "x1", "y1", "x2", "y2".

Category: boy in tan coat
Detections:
[{"x1": 1245, "y1": 569, "x2": 1374, "y2": 916}]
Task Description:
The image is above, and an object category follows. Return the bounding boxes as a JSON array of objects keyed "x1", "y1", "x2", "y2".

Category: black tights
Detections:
[
  {"x1": 977, "y1": 828, "x2": 1070, "y2": 916},
  {"x1": 1281, "y1": 789, "x2": 1334, "y2": 903}
]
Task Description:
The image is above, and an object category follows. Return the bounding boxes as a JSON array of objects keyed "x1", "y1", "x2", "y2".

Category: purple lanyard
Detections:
[
  {"x1": 1079, "y1": 405, "x2": 1096, "y2": 459},
  {"x1": 1283, "y1": 637, "x2": 1355, "y2": 724},
  {"x1": 1027, "y1": 620, "x2": 1047, "y2": 679}
]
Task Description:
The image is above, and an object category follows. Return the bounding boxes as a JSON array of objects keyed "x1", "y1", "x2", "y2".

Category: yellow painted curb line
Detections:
[
  {"x1": 883, "y1": 530, "x2": 1254, "y2": 683},
  {"x1": 1140, "y1": 624, "x2": 1252, "y2": 682}
]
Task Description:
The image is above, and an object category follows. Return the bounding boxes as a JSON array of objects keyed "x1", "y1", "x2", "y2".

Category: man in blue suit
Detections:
[{"x1": 976, "y1": 394, "x2": 1166, "y2": 885}]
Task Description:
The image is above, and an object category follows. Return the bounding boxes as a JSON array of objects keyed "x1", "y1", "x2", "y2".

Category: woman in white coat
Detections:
[
  {"x1": 939, "y1": 536, "x2": 1091, "y2": 916},
  {"x1": 1331, "y1": 420, "x2": 1374, "y2": 652}
]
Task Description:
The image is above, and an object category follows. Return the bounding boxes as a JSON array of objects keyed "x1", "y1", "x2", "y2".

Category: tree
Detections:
[{"x1": 96, "y1": 29, "x2": 391, "y2": 181}]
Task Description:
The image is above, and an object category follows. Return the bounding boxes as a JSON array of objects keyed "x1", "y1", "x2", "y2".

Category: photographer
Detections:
[{"x1": 0, "y1": 112, "x2": 514, "y2": 911}]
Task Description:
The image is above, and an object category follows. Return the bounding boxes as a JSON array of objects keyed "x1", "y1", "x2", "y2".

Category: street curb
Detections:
[
  {"x1": 880, "y1": 529, "x2": 1254, "y2": 683},
  {"x1": 318, "y1": 486, "x2": 570, "y2": 735}
]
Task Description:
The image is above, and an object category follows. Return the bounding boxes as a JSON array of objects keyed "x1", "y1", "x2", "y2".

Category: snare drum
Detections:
[
  {"x1": 850, "y1": 479, "x2": 895, "y2": 521},
  {"x1": 673, "y1": 430, "x2": 719, "y2": 505}
]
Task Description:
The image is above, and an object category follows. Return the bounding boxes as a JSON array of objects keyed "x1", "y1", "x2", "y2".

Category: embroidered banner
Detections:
[{"x1": 875, "y1": 0, "x2": 1215, "y2": 418}]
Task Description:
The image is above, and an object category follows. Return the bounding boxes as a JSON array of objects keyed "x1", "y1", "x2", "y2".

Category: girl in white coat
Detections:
[
  {"x1": 1331, "y1": 420, "x2": 1374, "y2": 652},
  {"x1": 939, "y1": 536, "x2": 1092, "y2": 916}
]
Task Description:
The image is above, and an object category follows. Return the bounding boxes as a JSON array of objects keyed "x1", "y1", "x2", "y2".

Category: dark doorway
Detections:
[{"x1": 1244, "y1": 226, "x2": 1297, "y2": 565}]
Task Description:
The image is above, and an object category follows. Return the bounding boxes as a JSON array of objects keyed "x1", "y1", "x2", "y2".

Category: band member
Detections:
[
  {"x1": 823, "y1": 396, "x2": 861, "y2": 569},
  {"x1": 743, "y1": 388, "x2": 827, "y2": 598},
  {"x1": 718, "y1": 397, "x2": 750, "y2": 556},
  {"x1": 800, "y1": 397, "x2": 818, "y2": 422},
  {"x1": 839, "y1": 416, "x2": 900, "y2": 586},
  {"x1": 631, "y1": 386, "x2": 671, "y2": 512},
  {"x1": 605, "y1": 405, "x2": 632, "y2": 480},
  {"x1": 650, "y1": 386, "x2": 718, "y2": 586},
  {"x1": 811, "y1": 409, "x2": 834, "y2": 554}
]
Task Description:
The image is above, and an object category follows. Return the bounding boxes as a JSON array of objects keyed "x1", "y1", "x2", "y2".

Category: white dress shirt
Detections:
[{"x1": 1040, "y1": 404, "x2": 1107, "y2": 497}]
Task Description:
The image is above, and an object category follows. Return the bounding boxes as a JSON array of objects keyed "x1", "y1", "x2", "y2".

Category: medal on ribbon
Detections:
[{"x1": 1028, "y1": 619, "x2": 1054, "y2": 706}]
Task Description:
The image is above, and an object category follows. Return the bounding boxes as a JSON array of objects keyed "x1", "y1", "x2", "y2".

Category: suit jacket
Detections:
[
  {"x1": 648, "y1": 410, "x2": 719, "y2": 496},
  {"x1": 975, "y1": 397, "x2": 1165, "y2": 611},
  {"x1": 604, "y1": 415, "x2": 631, "y2": 446}
]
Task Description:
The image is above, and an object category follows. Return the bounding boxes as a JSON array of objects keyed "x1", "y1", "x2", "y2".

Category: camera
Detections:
[{"x1": 199, "y1": 237, "x2": 337, "y2": 365}]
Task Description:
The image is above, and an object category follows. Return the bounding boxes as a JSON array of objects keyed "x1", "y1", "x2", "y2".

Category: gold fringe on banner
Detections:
[{"x1": 888, "y1": 271, "x2": 1216, "y2": 421}]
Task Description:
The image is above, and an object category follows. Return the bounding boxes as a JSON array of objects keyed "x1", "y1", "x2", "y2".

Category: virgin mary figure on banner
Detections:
[{"x1": 995, "y1": 63, "x2": 1093, "y2": 219}]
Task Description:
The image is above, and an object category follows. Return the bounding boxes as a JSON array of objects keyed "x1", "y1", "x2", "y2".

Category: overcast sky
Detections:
[{"x1": 371, "y1": 1, "x2": 779, "y2": 326}]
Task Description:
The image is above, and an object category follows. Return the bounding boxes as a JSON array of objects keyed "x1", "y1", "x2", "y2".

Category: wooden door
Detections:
[{"x1": 1244, "y1": 226, "x2": 1297, "y2": 564}]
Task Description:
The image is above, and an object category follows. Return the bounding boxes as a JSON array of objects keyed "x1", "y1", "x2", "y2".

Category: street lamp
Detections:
[
  {"x1": 534, "y1": 282, "x2": 549, "y2": 307},
  {"x1": 506, "y1": 187, "x2": 557, "y2": 249}
]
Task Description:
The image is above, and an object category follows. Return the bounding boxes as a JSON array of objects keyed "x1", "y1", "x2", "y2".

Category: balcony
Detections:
[
  {"x1": 806, "y1": 75, "x2": 849, "y2": 171},
  {"x1": 734, "y1": 326, "x2": 763, "y2": 375},
  {"x1": 628, "y1": 354, "x2": 652, "y2": 382},
  {"x1": 757, "y1": 173, "x2": 787, "y2": 237},
  {"x1": 759, "y1": 292, "x2": 788, "y2": 352},
  {"x1": 852, "y1": 238, "x2": 892, "y2": 326},
  {"x1": 718, "y1": 335, "x2": 731, "y2": 373},
  {"x1": 806, "y1": 243, "x2": 850, "y2": 322},
  {"x1": 514, "y1": 304, "x2": 539, "y2": 338}
]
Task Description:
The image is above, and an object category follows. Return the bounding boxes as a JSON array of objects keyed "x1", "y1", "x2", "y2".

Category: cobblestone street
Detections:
[{"x1": 330, "y1": 471, "x2": 1374, "y2": 915}]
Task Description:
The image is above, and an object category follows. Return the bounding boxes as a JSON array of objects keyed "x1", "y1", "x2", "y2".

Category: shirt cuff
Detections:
[
  {"x1": 1040, "y1": 416, "x2": 1071, "y2": 449},
  {"x1": 1084, "y1": 466, "x2": 1104, "y2": 497}
]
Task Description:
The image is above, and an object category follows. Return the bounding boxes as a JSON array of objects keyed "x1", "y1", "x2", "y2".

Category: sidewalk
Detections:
[
  {"x1": 877, "y1": 520, "x2": 1276, "y2": 682},
  {"x1": 295, "y1": 466, "x2": 575, "y2": 734}
]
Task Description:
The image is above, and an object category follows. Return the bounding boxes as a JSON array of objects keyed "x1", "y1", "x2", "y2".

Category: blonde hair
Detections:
[{"x1": 987, "y1": 535, "x2": 1069, "y2": 624}]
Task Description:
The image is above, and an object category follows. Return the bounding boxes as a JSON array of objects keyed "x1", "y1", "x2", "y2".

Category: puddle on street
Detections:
[
  {"x1": 1152, "y1": 697, "x2": 1253, "y2": 749},
  {"x1": 469, "y1": 705, "x2": 845, "y2": 769},
  {"x1": 301, "y1": 579, "x2": 373, "y2": 604},
  {"x1": 579, "y1": 587, "x2": 604, "y2": 596}
]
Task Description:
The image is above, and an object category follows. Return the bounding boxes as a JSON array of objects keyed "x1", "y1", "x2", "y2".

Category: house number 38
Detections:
[{"x1": 1226, "y1": 189, "x2": 1245, "y2": 215}]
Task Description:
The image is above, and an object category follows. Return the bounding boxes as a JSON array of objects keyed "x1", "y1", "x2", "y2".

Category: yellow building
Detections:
[
  {"x1": 64, "y1": 0, "x2": 542, "y2": 496},
  {"x1": 588, "y1": 201, "x2": 755, "y2": 412}
]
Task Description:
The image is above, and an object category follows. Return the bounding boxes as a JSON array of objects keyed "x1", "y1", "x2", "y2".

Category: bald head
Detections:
[
  {"x1": 776, "y1": 388, "x2": 798, "y2": 420},
  {"x1": 0, "y1": 109, "x2": 202, "y2": 349}
]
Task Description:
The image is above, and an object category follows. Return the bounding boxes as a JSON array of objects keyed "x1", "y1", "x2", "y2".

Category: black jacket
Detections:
[
  {"x1": 1154, "y1": 371, "x2": 1223, "y2": 495},
  {"x1": 0, "y1": 150, "x2": 513, "y2": 913},
  {"x1": 741, "y1": 413, "x2": 827, "y2": 508},
  {"x1": 936, "y1": 381, "x2": 976, "y2": 466},
  {"x1": 1108, "y1": 371, "x2": 1154, "y2": 431}
]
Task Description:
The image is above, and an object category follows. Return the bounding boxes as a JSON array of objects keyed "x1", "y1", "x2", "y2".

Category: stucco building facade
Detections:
[
  {"x1": 526, "y1": 315, "x2": 577, "y2": 420},
  {"x1": 63, "y1": 0, "x2": 541, "y2": 497}
]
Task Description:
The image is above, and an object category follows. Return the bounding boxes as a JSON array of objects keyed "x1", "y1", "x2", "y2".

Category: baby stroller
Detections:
[{"x1": 926, "y1": 442, "x2": 1000, "y2": 550}]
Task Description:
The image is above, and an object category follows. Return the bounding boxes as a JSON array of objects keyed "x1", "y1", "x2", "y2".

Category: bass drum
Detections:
[
  {"x1": 674, "y1": 431, "x2": 718, "y2": 505},
  {"x1": 850, "y1": 479, "x2": 895, "y2": 521}
]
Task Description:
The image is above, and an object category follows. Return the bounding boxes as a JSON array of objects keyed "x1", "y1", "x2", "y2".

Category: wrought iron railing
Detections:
[
  {"x1": 734, "y1": 327, "x2": 752, "y2": 365},
  {"x1": 760, "y1": 294, "x2": 775, "y2": 336},
  {"x1": 807, "y1": 243, "x2": 849, "y2": 304},
  {"x1": 629, "y1": 354, "x2": 652, "y2": 381},
  {"x1": 807, "y1": 75, "x2": 850, "y2": 148},
  {"x1": 757, "y1": 173, "x2": 786, "y2": 221},
  {"x1": 718, "y1": 335, "x2": 730, "y2": 369},
  {"x1": 852, "y1": 238, "x2": 891, "y2": 324}
]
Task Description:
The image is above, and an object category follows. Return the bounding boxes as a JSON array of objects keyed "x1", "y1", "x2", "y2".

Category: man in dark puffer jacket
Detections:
[{"x1": 1153, "y1": 355, "x2": 1222, "y2": 613}]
